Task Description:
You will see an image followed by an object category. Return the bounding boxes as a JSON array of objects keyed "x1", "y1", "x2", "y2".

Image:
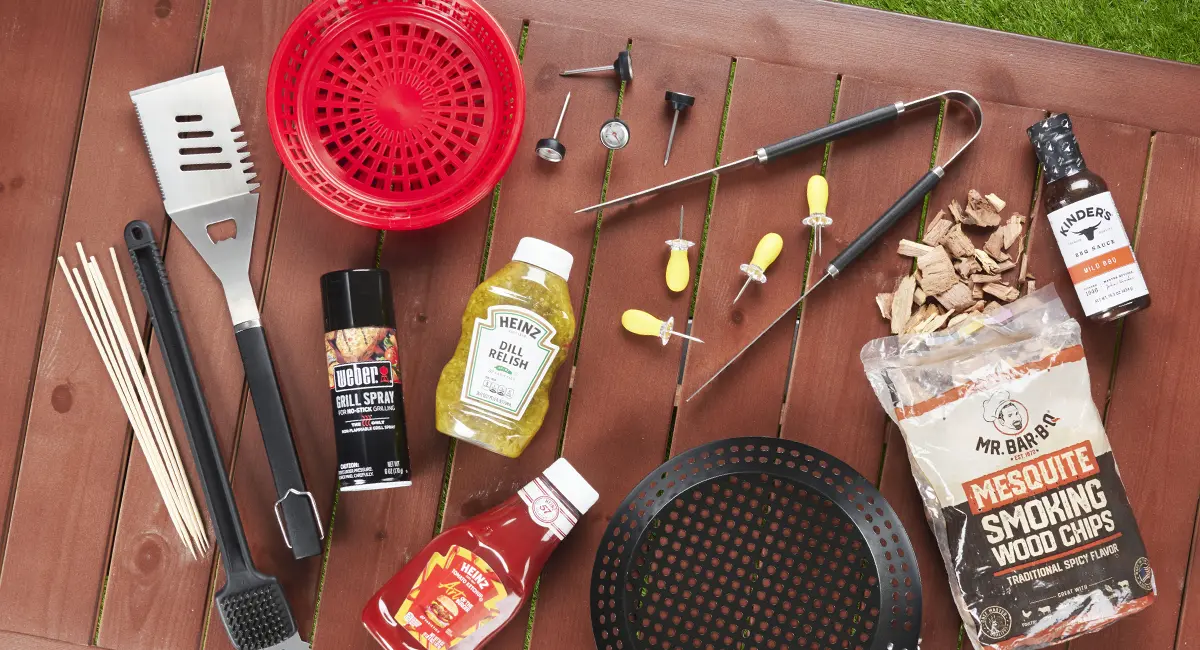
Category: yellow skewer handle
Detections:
[
  {"x1": 666, "y1": 249, "x2": 690, "y2": 292},
  {"x1": 621, "y1": 309, "x2": 665, "y2": 337},
  {"x1": 807, "y1": 175, "x2": 829, "y2": 215},
  {"x1": 750, "y1": 233, "x2": 784, "y2": 271}
]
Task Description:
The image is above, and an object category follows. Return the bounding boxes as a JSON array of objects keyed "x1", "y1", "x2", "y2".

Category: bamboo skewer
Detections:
[
  {"x1": 105, "y1": 249, "x2": 208, "y2": 552},
  {"x1": 85, "y1": 252, "x2": 208, "y2": 554},
  {"x1": 57, "y1": 245, "x2": 208, "y2": 558}
]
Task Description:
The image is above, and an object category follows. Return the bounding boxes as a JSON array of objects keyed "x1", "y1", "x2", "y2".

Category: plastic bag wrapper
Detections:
[{"x1": 860, "y1": 287, "x2": 1155, "y2": 649}]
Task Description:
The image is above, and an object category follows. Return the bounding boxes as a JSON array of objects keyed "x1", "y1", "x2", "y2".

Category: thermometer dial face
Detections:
[
  {"x1": 600, "y1": 119, "x2": 630, "y2": 150},
  {"x1": 537, "y1": 146, "x2": 563, "y2": 162}
]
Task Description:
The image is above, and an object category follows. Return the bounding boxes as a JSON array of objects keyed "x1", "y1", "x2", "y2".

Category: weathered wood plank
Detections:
[
  {"x1": 0, "y1": 0, "x2": 206, "y2": 642},
  {"x1": 485, "y1": 0, "x2": 1200, "y2": 137},
  {"x1": 309, "y1": 17, "x2": 526, "y2": 650},
  {"x1": 777, "y1": 77, "x2": 937, "y2": 477},
  {"x1": 0, "y1": 0, "x2": 99, "y2": 575},
  {"x1": 875, "y1": 98, "x2": 1045, "y2": 650},
  {"x1": 1023, "y1": 115, "x2": 1151, "y2": 409},
  {"x1": 673, "y1": 59, "x2": 836, "y2": 450},
  {"x1": 1072, "y1": 132, "x2": 1200, "y2": 650},
  {"x1": 96, "y1": 1, "x2": 312, "y2": 648},
  {"x1": 526, "y1": 38, "x2": 731, "y2": 650},
  {"x1": 201, "y1": 185, "x2": 380, "y2": 650},
  {"x1": 432, "y1": 22, "x2": 626, "y2": 650},
  {"x1": 0, "y1": 630, "x2": 96, "y2": 650}
]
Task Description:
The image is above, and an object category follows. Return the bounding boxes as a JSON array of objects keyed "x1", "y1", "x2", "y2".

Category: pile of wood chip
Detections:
[{"x1": 878, "y1": 190, "x2": 1029, "y2": 335}]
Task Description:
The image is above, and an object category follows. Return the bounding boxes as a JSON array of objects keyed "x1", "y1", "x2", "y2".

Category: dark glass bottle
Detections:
[{"x1": 1028, "y1": 114, "x2": 1150, "y2": 322}]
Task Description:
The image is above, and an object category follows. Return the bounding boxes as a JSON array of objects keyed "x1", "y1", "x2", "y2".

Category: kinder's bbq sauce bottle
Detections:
[
  {"x1": 321, "y1": 269, "x2": 412, "y2": 491},
  {"x1": 1028, "y1": 114, "x2": 1150, "y2": 321}
]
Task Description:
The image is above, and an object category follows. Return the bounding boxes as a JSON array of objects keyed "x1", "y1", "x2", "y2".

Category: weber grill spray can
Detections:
[{"x1": 321, "y1": 269, "x2": 411, "y2": 491}]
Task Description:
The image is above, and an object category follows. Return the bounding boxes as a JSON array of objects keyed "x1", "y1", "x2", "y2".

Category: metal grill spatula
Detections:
[{"x1": 131, "y1": 67, "x2": 323, "y2": 560}]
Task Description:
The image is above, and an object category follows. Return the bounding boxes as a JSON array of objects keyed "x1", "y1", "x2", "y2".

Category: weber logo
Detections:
[{"x1": 334, "y1": 361, "x2": 392, "y2": 391}]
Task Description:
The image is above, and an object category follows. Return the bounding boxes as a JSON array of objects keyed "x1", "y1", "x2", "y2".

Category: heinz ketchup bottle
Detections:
[{"x1": 363, "y1": 459, "x2": 598, "y2": 650}]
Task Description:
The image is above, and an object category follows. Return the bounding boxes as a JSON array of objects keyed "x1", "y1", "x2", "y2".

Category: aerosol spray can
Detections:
[{"x1": 321, "y1": 269, "x2": 412, "y2": 491}]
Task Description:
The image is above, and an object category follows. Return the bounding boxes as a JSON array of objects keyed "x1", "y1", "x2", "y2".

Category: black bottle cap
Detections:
[
  {"x1": 1027, "y1": 113, "x2": 1087, "y2": 183},
  {"x1": 321, "y1": 269, "x2": 395, "y2": 332}
]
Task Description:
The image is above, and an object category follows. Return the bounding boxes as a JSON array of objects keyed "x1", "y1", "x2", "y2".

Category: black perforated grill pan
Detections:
[{"x1": 591, "y1": 437, "x2": 921, "y2": 650}]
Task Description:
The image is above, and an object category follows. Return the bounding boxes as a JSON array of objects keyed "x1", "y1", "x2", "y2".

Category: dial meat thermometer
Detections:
[{"x1": 573, "y1": 90, "x2": 984, "y2": 399}]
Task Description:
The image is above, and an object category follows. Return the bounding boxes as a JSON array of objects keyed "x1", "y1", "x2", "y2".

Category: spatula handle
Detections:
[
  {"x1": 124, "y1": 220, "x2": 254, "y2": 575},
  {"x1": 235, "y1": 325, "x2": 324, "y2": 560}
]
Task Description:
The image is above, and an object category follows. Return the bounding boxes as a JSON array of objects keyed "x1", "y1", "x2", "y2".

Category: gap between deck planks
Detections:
[{"x1": 0, "y1": 0, "x2": 209, "y2": 643}]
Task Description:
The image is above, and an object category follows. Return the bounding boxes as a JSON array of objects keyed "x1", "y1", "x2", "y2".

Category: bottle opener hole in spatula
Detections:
[{"x1": 130, "y1": 67, "x2": 323, "y2": 560}]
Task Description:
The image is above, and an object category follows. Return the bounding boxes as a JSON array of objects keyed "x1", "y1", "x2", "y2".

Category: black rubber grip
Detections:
[
  {"x1": 235, "y1": 325, "x2": 323, "y2": 560},
  {"x1": 760, "y1": 103, "x2": 902, "y2": 162},
  {"x1": 124, "y1": 220, "x2": 254, "y2": 576},
  {"x1": 829, "y1": 169, "x2": 943, "y2": 273}
]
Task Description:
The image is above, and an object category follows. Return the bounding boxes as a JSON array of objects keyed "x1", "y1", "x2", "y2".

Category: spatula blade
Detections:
[{"x1": 130, "y1": 67, "x2": 258, "y2": 214}]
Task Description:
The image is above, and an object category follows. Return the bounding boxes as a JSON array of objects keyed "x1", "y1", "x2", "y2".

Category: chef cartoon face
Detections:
[{"x1": 983, "y1": 391, "x2": 1029, "y2": 436}]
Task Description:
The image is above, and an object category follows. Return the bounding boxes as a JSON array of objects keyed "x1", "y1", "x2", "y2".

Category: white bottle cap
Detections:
[
  {"x1": 543, "y1": 458, "x2": 598, "y2": 515},
  {"x1": 513, "y1": 237, "x2": 573, "y2": 281}
]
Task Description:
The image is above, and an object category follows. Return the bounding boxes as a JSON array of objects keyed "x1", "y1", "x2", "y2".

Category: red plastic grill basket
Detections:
[{"x1": 267, "y1": 0, "x2": 525, "y2": 230}]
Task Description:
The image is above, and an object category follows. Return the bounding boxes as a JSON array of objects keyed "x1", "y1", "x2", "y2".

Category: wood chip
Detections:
[
  {"x1": 916, "y1": 246, "x2": 957, "y2": 295},
  {"x1": 922, "y1": 211, "x2": 953, "y2": 246},
  {"x1": 914, "y1": 286, "x2": 927, "y2": 306},
  {"x1": 983, "y1": 229, "x2": 1010, "y2": 261},
  {"x1": 970, "y1": 300, "x2": 988, "y2": 312},
  {"x1": 983, "y1": 282, "x2": 1020, "y2": 302},
  {"x1": 985, "y1": 193, "x2": 1006, "y2": 212},
  {"x1": 983, "y1": 301, "x2": 1003, "y2": 315},
  {"x1": 1026, "y1": 279, "x2": 1037, "y2": 294},
  {"x1": 948, "y1": 199, "x2": 966, "y2": 223},
  {"x1": 890, "y1": 275, "x2": 916, "y2": 334},
  {"x1": 904, "y1": 304, "x2": 939, "y2": 334},
  {"x1": 971, "y1": 284, "x2": 984, "y2": 300},
  {"x1": 942, "y1": 224, "x2": 976, "y2": 259},
  {"x1": 898, "y1": 239, "x2": 935, "y2": 258},
  {"x1": 969, "y1": 274, "x2": 1002, "y2": 284},
  {"x1": 921, "y1": 309, "x2": 955, "y2": 333},
  {"x1": 962, "y1": 189, "x2": 1002, "y2": 227},
  {"x1": 993, "y1": 259, "x2": 1017, "y2": 273},
  {"x1": 974, "y1": 249, "x2": 1001, "y2": 274},
  {"x1": 934, "y1": 282, "x2": 975, "y2": 311},
  {"x1": 955, "y1": 256, "x2": 982, "y2": 279},
  {"x1": 876, "y1": 293, "x2": 892, "y2": 319},
  {"x1": 1001, "y1": 213, "x2": 1026, "y2": 249}
]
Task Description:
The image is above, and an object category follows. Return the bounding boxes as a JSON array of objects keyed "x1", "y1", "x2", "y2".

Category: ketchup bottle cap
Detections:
[{"x1": 543, "y1": 458, "x2": 598, "y2": 514}]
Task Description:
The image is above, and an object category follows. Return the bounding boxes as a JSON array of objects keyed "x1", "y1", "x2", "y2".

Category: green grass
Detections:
[{"x1": 839, "y1": 0, "x2": 1200, "y2": 65}]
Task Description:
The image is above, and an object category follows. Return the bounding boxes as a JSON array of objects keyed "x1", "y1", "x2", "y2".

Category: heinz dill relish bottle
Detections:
[{"x1": 435, "y1": 238, "x2": 575, "y2": 458}]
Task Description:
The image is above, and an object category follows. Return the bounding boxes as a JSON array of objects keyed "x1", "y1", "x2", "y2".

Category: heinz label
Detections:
[
  {"x1": 1046, "y1": 192, "x2": 1148, "y2": 317},
  {"x1": 461, "y1": 306, "x2": 559, "y2": 421},
  {"x1": 396, "y1": 546, "x2": 509, "y2": 649}
]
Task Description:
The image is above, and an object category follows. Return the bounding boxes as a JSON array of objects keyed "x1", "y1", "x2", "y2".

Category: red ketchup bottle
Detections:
[{"x1": 363, "y1": 459, "x2": 598, "y2": 650}]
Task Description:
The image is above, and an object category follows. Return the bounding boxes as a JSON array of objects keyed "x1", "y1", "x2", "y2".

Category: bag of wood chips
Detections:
[{"x1": 861, "y1": 288, "x2": 1155, "y2": 649}]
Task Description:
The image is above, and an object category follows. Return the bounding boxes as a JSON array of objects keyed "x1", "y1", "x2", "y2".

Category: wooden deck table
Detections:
[{"x1": 4, "y1": 0, "x2": 1200, "y2": 648}]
